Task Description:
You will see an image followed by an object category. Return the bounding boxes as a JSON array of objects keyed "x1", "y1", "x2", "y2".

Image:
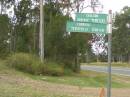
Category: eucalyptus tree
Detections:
[
  {"x1": 112, "y1": 6, "x2": 130, "y2": 62},
  {"x1": 4, "y1": 0, "x2": 92, "y2": 71},
  {"x1": 13, "y1": 0, "x2": 33, "y2": 52},
  {"x1": 43, "y1": 1, "x2": 93, "y2": 72}
]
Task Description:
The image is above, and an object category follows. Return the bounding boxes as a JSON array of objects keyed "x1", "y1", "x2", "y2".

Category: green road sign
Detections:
[
  {"x1": 76, "y1": 13, "x2": 108, "y2": 24},
  {"x1": 66, "y1": 21, "x2": 107, "y2": 34}
]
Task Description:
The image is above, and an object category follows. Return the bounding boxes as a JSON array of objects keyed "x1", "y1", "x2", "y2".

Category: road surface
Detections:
[{"x1": 81, "y1": 65, "x2": 130, "y2": 76}]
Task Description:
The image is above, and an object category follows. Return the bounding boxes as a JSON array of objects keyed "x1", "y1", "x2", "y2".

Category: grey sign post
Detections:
[
  {"x1": 66, "y1": 12, "x2": 112, "y2": 97},
  {"x1": 107, "y1": 10, "x2": 112, "y2": 97}
]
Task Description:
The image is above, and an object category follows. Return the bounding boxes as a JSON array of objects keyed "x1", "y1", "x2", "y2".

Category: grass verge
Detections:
[
  {"x1": 0, "y1": 60, "x2": 130, "y2": 97},
  {"x1": 30, "y1": 70, "x2": 130, "y2": 88},
  {"x1": 81, "y1": 62, "x2": 130, "y2": 68}
]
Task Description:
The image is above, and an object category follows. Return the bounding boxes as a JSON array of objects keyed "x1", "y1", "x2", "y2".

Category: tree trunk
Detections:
[
  {"x1": 128, "y1": 55, "x2": 130, "y2": 64},
  {"x1": 121, "y1": 55, "x2": 123, "y2": 62}
]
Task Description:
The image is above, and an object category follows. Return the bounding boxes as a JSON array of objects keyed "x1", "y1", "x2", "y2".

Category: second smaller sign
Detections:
[{"x1": 66, "y1": 21, "x2": 107, "y2": 34}]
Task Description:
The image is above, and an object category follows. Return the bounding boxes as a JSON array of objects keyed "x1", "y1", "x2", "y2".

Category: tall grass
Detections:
[{"x1": 6, "y1": 53, "x2": 64, "y2": 76}]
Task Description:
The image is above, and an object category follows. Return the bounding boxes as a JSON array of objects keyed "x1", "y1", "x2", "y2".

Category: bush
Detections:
[
  {"x1": 44, "y1": 62, "x2": 64, "y2": 76},
  {"x1": 6, "y1": 53, "x2": 64, "y2": 76},
  {"x1": 6, "y1": 53, "x2": 41, "y2": 74}
]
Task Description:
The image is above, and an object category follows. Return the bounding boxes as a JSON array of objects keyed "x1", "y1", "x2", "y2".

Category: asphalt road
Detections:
[{"x1": 81, "y1": 65, "x2": 130, "y2": 76}]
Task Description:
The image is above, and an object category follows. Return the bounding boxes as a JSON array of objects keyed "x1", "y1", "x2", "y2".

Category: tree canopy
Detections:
[
  {"x1": 0, "y1": 0, "x2": 93, "y2": 71},
  {"x1": 112, "y1": 6, "x2": 130, "y2": 62}
]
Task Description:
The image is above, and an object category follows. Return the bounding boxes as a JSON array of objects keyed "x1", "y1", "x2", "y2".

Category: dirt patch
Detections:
[{"x1": 0, "y1": 74, "x2": 130, "y2": 97}]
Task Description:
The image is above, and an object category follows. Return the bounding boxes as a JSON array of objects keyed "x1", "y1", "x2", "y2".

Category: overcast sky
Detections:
[
  {"x1": 82, "y1": 0, "x2": 130, "y2": 54},
  {"x1": 101, "y1": 0, "x2": 130, "y2": 13},
  {"x1": 81, "y1": 0, "x2": 130, "y2": 13}
]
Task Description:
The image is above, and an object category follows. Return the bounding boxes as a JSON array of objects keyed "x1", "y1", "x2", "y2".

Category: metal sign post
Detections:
[
  {"x1": 107, "y1": 10, "x2": 112, "y2": 97},
  {"x1": 66, "y1": 11, "x2": 112, "y2": 97}
]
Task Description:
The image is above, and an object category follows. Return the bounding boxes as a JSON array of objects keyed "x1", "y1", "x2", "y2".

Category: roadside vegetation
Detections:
[
  {"x1": 31, "y1": 71, "x2": 130, "y2": 88},
  {"x1": 0, "y1": 0, "x2": 130, "y2": 97},
  {"x1": 5, "y1": 53, "x2": 64, "y2": 76},
  {"x1": 82, "y1": 62, "x2": 130, "y2": 68},
  {"x1": 2, "y1": 59, "x2": 130, "y2": 88},
  {"x1": 0, "y1": 1, "x2": 130, "y2": 76},
  {"x1": 0, "y1": 60, "x2": 130, "y2": 97}
]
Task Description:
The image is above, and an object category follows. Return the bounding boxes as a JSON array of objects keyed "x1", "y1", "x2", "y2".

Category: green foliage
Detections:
[
  {"x1": 15, "y1": 24, "x2": 36, "y2": 52},
  {"x1": 14, "y1": 0, "x2": 32, "y2": 25},
  {"x1": 6, "y1": 53, "x2": 41, "y2": 74},
  {"x1": 44, "y1": 2, "x2": 92, "y2": 72},
  {"x1": 6, "y1": 53, "x2": 64, "y2": 76},
  {"x1": 44, "y1": 62, "x2": 64, "y2": 76},
  {"x1": 112, "y1": 6, "x2": 130, "y2": 62},
  {"x1": 14, "y1": 0, "x2": 34, "y2": 52},
  {"x1": 0, "y1": 0, "x2": 92, "y2": 72},
  {"x1": 0, "y1": 15, "x2": 10, "y2": 57}
]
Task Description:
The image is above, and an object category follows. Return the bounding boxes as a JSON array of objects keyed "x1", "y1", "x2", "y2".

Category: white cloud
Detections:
[
  {"x1": 101, "y1": 0, "x2": 130, "y2": 13},
  {"x1": 81, "y1": 0, "x2": 130, "y2": 13}
]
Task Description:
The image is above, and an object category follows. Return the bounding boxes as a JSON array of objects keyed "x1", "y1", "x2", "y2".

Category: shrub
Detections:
[
  {"x1": 64, "y1": 68, "x2": 74, "y2": 75},
  {"x1": 6, "y1": 53, "x2": 64, "y2": 76},
  {"x1": 44, "y1": 62, "x2": 64, "y2": 76},
  {"x1": 6, "y1": 53, "x2": 41, "y2": 74}
]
